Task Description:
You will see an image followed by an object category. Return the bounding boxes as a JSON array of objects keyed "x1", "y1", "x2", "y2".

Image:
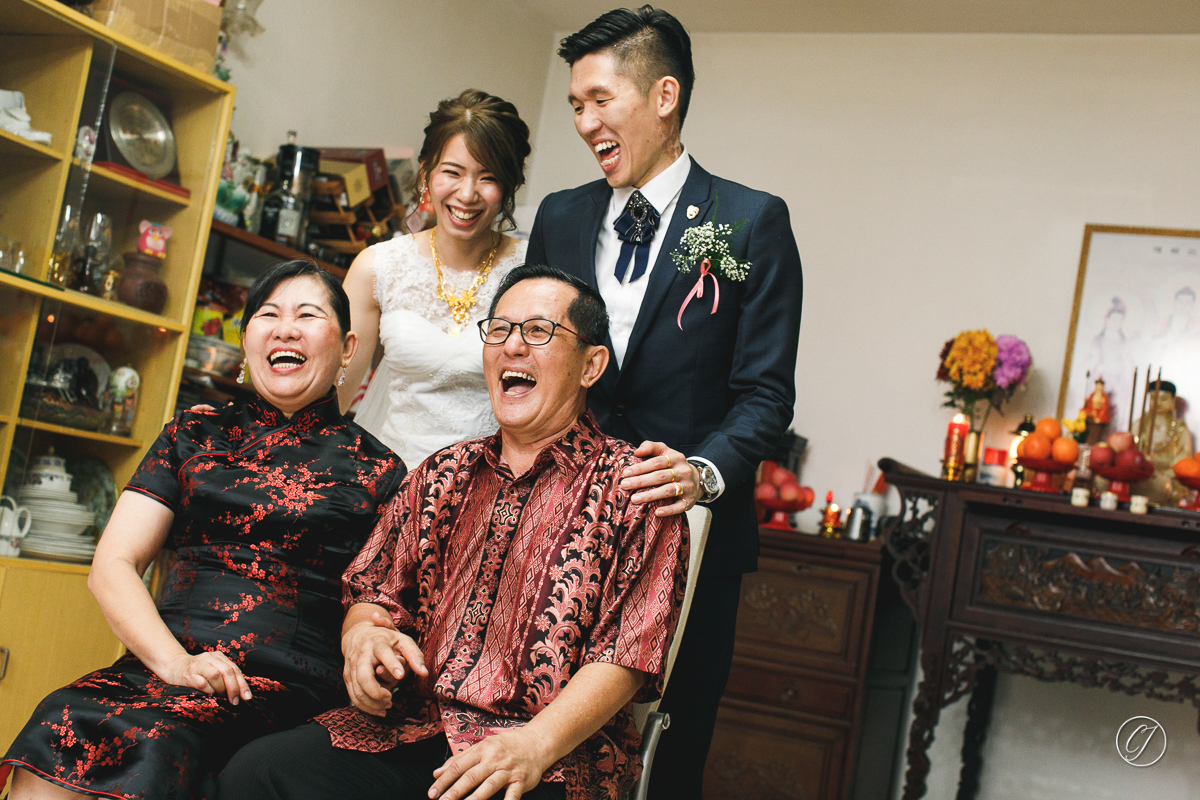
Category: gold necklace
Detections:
[{"x1": 430, "y1": 228, "x2": 500, "y2": 335}]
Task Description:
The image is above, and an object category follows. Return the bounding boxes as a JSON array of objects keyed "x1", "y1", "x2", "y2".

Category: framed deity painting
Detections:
[{"x1": 1057, "y1": 224, "x2": 1200, "y2": 432}]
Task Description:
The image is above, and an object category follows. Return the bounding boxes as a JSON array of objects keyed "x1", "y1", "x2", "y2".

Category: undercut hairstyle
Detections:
[
  {"x1": 558, "y1": 5, "x2": 695, "y2": 128},
  {"x1": 417, "y1": 90, "x2": 532, "y2": 231},
  {"x1": 489, "y1": 263, "x2": 610, "y2": 350},
  {"x1": 242, "y1": 259, "x2": 352, "y2": 336}
]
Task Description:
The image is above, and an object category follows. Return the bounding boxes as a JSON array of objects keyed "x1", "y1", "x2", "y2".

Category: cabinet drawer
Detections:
[
  {"x1": 724, "y1": 658, "x2": 855, "y2": 720},
  {"x1": 735, "y1": 556, "x2": 874, "y2": 676},
  {"x1": 704, "y1": 702, "x2": 848, "y2": 800}
]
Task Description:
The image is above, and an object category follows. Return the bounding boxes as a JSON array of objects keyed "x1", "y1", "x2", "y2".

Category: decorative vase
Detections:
[{"x1": 117, "y1": 252, "x2": 168, "y2": 314}]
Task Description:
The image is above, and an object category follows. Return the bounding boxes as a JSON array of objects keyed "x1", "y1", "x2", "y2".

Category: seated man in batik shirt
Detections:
[{"x1": 220, "y1": 264, "x2": 689, "y2": 800}]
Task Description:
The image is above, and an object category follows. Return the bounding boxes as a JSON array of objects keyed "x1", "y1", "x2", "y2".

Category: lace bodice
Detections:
[{"x1": 353, "y1": 234, "x2": 525, "y2": 469}]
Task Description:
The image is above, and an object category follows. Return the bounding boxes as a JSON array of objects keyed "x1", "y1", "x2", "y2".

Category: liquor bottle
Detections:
[{"x1": 259, "y1": 131, "x2": 319, "y2": 249}]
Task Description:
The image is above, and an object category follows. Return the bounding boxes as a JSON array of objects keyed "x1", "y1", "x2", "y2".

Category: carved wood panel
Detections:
[
  {"x1": 974, "y1": 537, "x2": 1200, "y2": 635},
  {"x1": 734, "y1": 556, "x2": 871, "y2": 675},
  {"x1": 704, "y1": 703, "x2": 847, "y2": 800}
]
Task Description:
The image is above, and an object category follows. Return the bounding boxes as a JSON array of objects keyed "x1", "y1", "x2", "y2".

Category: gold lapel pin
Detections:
[{"x1": 686, "y1": 205, "x2": 700, "y2": 219}]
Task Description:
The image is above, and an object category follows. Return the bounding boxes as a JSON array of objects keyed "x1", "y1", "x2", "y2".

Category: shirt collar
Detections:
[
  {"x1": 481, "y1": 411, "x2": 606, "y2": 482},
  {"x1": 609, "y1": 147, "x2": 691, "y2": 216}
]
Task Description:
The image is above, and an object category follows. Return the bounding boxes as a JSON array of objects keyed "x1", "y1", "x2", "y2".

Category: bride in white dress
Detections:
[{"x1": 338, "y1": 91, "x2": 529, "y2": 467}]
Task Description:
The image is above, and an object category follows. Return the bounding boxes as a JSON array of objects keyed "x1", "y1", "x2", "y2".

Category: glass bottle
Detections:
[{"x1": 259, "y1": 131, "x2": 318, "y2": 249}]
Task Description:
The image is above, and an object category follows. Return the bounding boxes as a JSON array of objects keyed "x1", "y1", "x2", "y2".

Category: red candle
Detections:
[{"x1": 943, "y1": 413, "x2": 968, "y2": 479}]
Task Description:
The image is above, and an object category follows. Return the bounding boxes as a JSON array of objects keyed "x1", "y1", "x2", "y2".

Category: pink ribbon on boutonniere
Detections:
[{"x1": 676, "y1": 257, "x2": 720, "y2": 330}]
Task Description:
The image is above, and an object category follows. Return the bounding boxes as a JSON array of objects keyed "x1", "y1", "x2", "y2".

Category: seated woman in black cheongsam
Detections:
[{"x1": 2, "y1": 259, "x2": 406, "y2": 800}]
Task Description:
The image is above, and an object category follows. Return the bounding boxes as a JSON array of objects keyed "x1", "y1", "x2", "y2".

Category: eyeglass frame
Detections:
[{"x1": 477, "y1": 316, "x2": 597, "y2": 347}]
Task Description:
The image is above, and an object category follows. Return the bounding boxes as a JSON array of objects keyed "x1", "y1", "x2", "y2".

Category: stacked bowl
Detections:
[{"x1": 18, "y1": 451, "x2": 97, "y2": 563}]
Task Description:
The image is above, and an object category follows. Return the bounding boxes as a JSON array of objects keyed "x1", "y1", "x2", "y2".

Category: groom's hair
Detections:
[{"x1": 558, "y1": 5, "x2": 695, "y2": 128}]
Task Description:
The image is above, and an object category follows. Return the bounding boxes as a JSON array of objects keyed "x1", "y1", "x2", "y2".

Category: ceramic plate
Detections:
[
  {"x1": 48, "y1": 344, "x2": 111, "y2": 394},
  {"x1": 108, "y1": 91, "x2": 177, "y2": 180}
]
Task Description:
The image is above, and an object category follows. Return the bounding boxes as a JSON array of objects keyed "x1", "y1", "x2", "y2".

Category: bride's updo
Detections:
[{"x1": 416, "y1": 90, "x2": 531, "y2": 231}]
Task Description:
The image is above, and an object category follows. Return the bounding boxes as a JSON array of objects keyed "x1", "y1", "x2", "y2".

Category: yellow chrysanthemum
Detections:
[{"x1": 944, "y1": 329, "x2": 998, "y2": 391}]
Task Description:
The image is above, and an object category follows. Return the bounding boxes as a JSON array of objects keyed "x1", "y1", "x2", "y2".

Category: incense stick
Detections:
[
  {"x1": 1128, "y1": 366, "x2": 1138, "y2": 432},
  {"x1": 1146, "y1": 368, "x2": 1163, "y2": 454}
]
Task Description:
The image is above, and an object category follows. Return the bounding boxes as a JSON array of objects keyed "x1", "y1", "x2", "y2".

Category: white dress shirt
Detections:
[
  {"x1": 593, "y1": 149, "x2": 726, "y2": 500},
  {"x1": 595, "y1": 148, "x2": 691, "y2": 368}
]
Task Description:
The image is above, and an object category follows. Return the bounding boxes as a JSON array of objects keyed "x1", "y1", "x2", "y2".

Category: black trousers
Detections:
[
  {"x1": 218, "y1": 721, "x2": 566, "y2": 800},
  {"x1": 647, "y1": 573, "x2": 743, "y2": 800}
]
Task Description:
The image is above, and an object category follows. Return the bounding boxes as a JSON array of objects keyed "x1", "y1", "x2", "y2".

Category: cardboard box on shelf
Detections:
[
  {"x1": 319, "y1": 159, "x2": 371, "y2": 208},
  {"x1": 319, "y1": 148, "x2": 389, "y2": 193},
  {"x1": 90, "y1": 0, "x2": 222, "y2": 74}
]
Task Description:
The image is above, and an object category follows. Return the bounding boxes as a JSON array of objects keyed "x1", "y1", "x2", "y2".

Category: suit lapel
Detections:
[
  {"x1": 580, "y1": 182, "x2": 607, "y2": 294},
  {"x1": 621, "y1": 159, "x2": 714, "y2": 370},
  {"x1": 580, "y1": 182, "x2": 621, "y2": 391}
]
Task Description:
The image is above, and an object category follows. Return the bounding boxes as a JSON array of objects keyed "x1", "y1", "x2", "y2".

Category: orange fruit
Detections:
[
  {"x1": 1023, "y1": 432, "x2": 1052, "y2": 460},
  {"x1": 1174, "y1": 458, "x2": 1200, "y2": 478},
  {"x1": 1051, "y1": 436, "x2": 1079, "y2": 464},
  {"x1": 1035, "y1": 417, "x2": 1063, "y2": 441}
]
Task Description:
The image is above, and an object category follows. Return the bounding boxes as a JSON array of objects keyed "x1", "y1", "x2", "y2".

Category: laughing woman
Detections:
[
  {"x1": 1, "y1": 260, "x2": 405, "y2": 800},
  {"x1": 337, "y1": 89, "x2": 531, "y2": 466}
]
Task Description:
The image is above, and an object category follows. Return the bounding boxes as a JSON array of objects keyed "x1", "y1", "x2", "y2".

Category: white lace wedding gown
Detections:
[{"x1": 352, "y1": 234, "x2": 526, "y2": 468}]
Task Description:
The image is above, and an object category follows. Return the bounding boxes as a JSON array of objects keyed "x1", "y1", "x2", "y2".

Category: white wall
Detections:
[
  {"x1": 226, "y1": 0, "x2": 554, "y2": 164},
  {"x1": 526, "y1": 32, "x2": 1200, "y2": 798}
]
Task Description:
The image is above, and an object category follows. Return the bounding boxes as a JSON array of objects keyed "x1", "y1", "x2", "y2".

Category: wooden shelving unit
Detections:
[{"x1": 0, "y1": 0, "x2": 234, "y2": 753}]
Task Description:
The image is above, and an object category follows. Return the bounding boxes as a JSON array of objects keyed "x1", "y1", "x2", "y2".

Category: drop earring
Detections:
[
  {"x1": 236, "y1": 360, "x2": 247, "y2": 384},
  {"x1": 338, "y1": 366, "x2": 347, "y2": 386},
  {"x1": 405, "y1": 180, "x2": 427, "y2": 235}
]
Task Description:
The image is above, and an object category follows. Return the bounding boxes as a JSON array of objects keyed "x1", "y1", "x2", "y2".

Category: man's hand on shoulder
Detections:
[
  {"x1": 620, "y1": 441, "x2": 699, "y2": 516},
  {"x1": 341, "y1": 605, "x2": 427, "y2": 717},
  {"x1": 428, "y1": 727, "x2": 552, "y2": 800}
]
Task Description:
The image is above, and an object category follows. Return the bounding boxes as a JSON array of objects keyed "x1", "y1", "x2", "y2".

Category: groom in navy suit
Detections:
[{"x1": 526, "y1": 6, "x2": 803, "y2": 796}]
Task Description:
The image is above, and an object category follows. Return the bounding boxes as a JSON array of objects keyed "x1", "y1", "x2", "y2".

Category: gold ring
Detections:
[
  {"x1": 669, "y1": 468, "x2": 678, "y2": 482},
  {"x1": 665, "y1": 453, "x2": 674, "y2": 468},
  {"x1": 674, "y1": 482, "x2": 683, "y2": 497}
]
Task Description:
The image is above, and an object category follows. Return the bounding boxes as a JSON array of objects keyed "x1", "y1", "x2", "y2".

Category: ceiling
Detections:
[{"x1": 515, "y1": 0, "x2": 1200, "y2": 35}]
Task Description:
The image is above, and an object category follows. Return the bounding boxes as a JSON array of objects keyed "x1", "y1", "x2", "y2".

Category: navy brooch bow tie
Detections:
[{"x1": 613, "y1": 190, "x2": 661, "y2": 283}]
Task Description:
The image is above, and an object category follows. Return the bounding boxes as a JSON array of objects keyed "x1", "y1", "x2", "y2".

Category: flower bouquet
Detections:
[{"x1": 936, "y1": 330, "x2": 1031, "y2": 432}]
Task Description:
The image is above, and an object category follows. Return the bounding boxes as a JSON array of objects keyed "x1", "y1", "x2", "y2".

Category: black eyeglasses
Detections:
[{"x1": 478, "y1": 317, "x2": 596, "y2": 347}]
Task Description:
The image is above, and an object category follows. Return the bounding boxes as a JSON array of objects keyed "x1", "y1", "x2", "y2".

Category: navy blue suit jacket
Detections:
[{"x1": 527, "y1": 158, "x2": 803, "y2": 575}]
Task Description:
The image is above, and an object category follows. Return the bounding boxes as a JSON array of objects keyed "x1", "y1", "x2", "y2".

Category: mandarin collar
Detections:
[
  {"x1": 480, "y1": 411, "x2": 606, "y2": 482},
  {"x1": 246, "y1": 389, "x2": 341, "y2": 429}
]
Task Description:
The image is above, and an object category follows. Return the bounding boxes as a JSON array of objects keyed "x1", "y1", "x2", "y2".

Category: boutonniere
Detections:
[{"x1": 670, "y1": 194, "x2": 751, "y2": 329}]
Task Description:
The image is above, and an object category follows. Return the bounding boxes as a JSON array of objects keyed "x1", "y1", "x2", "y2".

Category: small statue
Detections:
[
  {"x1": 1079, "y1": 377, "x2": 1113, "y2": 445},
  {"x1": 1132, "y1": 380, "x2": 1193, "y2": 505},
  {"x1": 1083, "y1": 378, "x2": 1111, "y2": 424},
  {"x1": 137, "y1": 221, "x2": 173, "y2": 259}
]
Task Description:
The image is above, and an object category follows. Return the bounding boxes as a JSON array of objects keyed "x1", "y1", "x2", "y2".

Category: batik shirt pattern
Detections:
[{"x1": 316, "y1": 412, "x2": 687, "y2": 800}]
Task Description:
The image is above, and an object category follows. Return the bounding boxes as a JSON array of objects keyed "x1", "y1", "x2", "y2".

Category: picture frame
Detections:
[{"x1": 1057, "y1": 224, "x2": 1200, "y2": 432}]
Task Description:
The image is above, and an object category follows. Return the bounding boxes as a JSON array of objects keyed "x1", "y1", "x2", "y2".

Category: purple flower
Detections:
[{"x1": 993, "y1": 335, "x2": 1031, "y2": 390}]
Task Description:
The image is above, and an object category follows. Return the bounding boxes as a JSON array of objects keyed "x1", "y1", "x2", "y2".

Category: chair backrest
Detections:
[{"x1": 631, "y1": 505, "x2": 711, "y2": 729}]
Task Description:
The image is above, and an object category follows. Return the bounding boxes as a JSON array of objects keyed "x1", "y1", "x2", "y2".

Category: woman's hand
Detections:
[
  {"x1": 157, "y1": 650, "x2": 252, "y2": 705},
  {"x1": 620, "y1": 441, "x2": 699, "y2": 517}
]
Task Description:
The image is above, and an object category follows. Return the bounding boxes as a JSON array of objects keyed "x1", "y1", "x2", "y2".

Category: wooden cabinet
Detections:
[
  {"x1": 0, "y1": 558, "x2": 123, "y2": 749},
  {"x1": 0, "y1": 0, "x2": 232, "y2": 750},
  {"x1": 705, "y1": 531, "x2": 913, "y2": 800}
]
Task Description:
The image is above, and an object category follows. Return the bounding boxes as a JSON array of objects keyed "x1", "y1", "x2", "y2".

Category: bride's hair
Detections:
[{"x1": 416, "y1": 90, "x2": 531, "y2": 232}]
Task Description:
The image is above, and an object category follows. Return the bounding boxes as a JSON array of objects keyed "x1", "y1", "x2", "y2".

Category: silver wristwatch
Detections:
[{"x1": 689, "y1": 458, "x2": 719, "y2": 503}]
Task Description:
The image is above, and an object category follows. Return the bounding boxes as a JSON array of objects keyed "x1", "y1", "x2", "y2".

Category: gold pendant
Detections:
[{"x1": 448, "y1": 324, "x2": 461, "y2": 336}]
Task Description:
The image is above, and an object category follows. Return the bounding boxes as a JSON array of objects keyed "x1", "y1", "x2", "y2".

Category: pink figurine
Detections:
[{"x1": 137, "y1": 220, "x2": 173, "y2": 259}]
